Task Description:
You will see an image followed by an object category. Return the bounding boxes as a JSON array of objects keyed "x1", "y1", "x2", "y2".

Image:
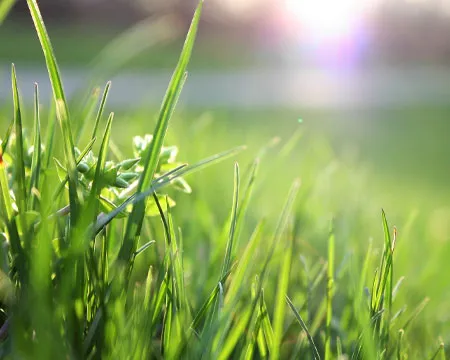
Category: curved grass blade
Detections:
[
  {"x1": 325, "y1": 222, "x2": 335, "y2": 360},
  {"x1": 0, "y1": 0, "x2": 15, "y2": 25},
  {"x1": 26, "y1": 0, "x2": 80, "y2": 220},
  {"x1": 272, "y1": 224, "x2": 294, "y2": 360},
  {"x1": 260, "y1": 290, "x2": 274, "y2": 352},
  {"x1": 220, "y1": 162, "x2": 240, "y2": 280},
  {"x1": 11, "y1": 64, "x2": 27, "y2": 213},
  {"x1": 285, "y1": 295, "x2": 320, "y2": 360},
  {"x1": 0, "y1": 118, "x2": 13, "y2": 155},
  {"x1": 120, "y1": 1, "x2": 203, "y2": 268},
  {"x1": 74, "y1": 86, "x2": 101, "y2": 142},
  {"x1": 90, "y1": 82, "x2": 111, "y2": 141},
  {"x1": 234, "y1": 158, "x2": 259, "y2": 249},
  {"x1": 42, "y1": 99, "x2": 56, "y2": 170},
  {"x1": 0, "y1": 152, "x2": 14, "y2": 222},
  {"x1": 90, "y1": 112, "x2": 114, "y2": 199},
  {"x1": 212, "y1": 223, "x2": 265, "y2": 356},
  {"x1": 29, "y1": 83, "x2": 42, "y2": 211}
]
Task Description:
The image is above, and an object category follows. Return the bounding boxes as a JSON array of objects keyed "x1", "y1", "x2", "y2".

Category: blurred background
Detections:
[{"x1": 0, "y1": 0, "x2": 449, "y2": 240}]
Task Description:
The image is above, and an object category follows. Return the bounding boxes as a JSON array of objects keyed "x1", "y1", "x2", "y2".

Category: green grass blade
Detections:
[
  {"x1": 325, "y1": 221, "x2": 335, "y2": 360},
  {"x1": 261, "y1": 179, "x2": 300, "y2": 279},
  {"x1": 74, "y1": 86, "x2": 101, "y2": 143},
  {"x1": 218, "y1": 306, "x2": 252, "y2": 360},
  {"x1": 90, "y1": 112, "x2": 114, "y2": 199},
  {"x1": 11, "y1": 64, "x2": 27, "y2": 213},
  {"x1": 285, "y1": 295, "x2": 320, "y2": 360},
  {"x1": 220, "y1": 162, "x2": 240, "y2": 280},
  {"x1": 225, "y1": 221, "x2": 265, "y2": 308},
  {"x1": 429, "y1": 343, "x2": 445, "y2": 360},
  {"x1": 0, "y1": 153, "x2": 14, "y2": 222},
  {"x1": 0, "y1": 0, "x2": 15, "y2": 25},
  {"x1": 120, "y1": 1, "x2": 203, "y2": 268},
  {"x1": 29, "y1": 83, "x2": 42, "y2": 211},
  {"x1": 260, "y1": 290, "x2": 274, "y2": 352},
  {"x1": 26, "y1": 0, "x2": 80, "y2": 221},
  {"x1": 234, "y1": 158, "x2": 259, "y2": 248},
  {"x1": 214, "y1": 222, "x2": 265, "y2": 358},
  {"x1": 0, "y1": 118, "x2": 13, "y2": 155},
  {"x1": 401, "y1": 297, "x2": 430, "y2": 331},
  {"x1": 272, "y1": 224, "x2": 294, "y2": 359},
  {"x1": 90, "y1": 82, "x2": 111, "y2": 141},
  {"x1": 42, "y1": 99, "x2": 56, "y2": 170}
]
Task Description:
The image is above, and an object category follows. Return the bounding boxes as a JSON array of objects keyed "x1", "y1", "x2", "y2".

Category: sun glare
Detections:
[{"x1": 284, "y1": 0, "x2": 367, "y2": 41}]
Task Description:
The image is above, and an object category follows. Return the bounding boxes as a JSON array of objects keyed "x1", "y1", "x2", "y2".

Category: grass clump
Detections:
[{"x1": 0, "y1": 0, "x2": 445, "y2": 359}]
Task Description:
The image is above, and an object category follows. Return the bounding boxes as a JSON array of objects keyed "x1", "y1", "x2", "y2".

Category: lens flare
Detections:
[{"x1": 284, "y1": 0, "x2": 364, "y2": 41}]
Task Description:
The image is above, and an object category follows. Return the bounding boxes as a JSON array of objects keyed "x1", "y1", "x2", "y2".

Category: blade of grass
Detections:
[
  {"x1": 0, "y1": 118, "x2": 13, "y2": 155},
  {"x1": 29, "y1": 83, "x2": 42, "y2": 211},
  {"x1": 26, "y1": 0, "x2": 80, "y2": 222},
  {"x1": 234, "y1": 158, "x2": 259, "y2": 248},
  {"x1": 90, "y1": 82, "x2": 111, "y2": 142},
  {"x1": 90, "y1": 112, "x2": 114, "y2": 200},
  {"x1": 119, "y1": 1, "x2": 203, "y2": 271},
  {"x1": 0, "y1": 152, "x2": 14, "y2": 222},
  {"x1": 285, "y1": 295, "x2": 320, "y2": 360},
  {"x1": 11, "y1": 64, "x2": 27, "y2": 213},
  {"x1": 260, "y1": 290, "x2": 274, "y2": 352},
  {"x1": 272, "y1": 223, "x2": 294, "y2": 360},
  {"x1": 325, "y1": 221, "x2": 335, "y2": 360},
  {"x1": 0, "y1": 0, "x2": 15, "y2": 25},
  {"x1": 73, "y1": 86, "x2": 101, "y2": 142},
  {"x1": 220, "y1": 162, "x2": 240, "y2": 281},
  {"x1": 214, "y1": 222, "x2": 266, "y2": 359},
  {"x1": 42, "y1": 99, "x2": 56, "y2": 170},
  {"x1": 429, "y1": 343, "x2": 445, "y2": 360}
]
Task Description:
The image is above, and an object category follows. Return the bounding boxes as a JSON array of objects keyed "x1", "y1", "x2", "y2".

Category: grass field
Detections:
[{"x1": 1, "y1": 1, "x2": 450, "y2": 359}]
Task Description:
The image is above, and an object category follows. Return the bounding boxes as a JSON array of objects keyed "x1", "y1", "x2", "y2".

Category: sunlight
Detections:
[{"x1": 284, "y1": 0, "x2": 369, "y2": 41}]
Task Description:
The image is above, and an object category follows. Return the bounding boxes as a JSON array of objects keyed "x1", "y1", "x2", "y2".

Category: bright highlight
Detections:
[{"x1": 284, "y1": 0, "x2": 366, "y2": 41}]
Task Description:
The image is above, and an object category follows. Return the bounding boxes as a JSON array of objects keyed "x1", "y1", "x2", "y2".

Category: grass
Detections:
[{"x1": 0, "y1": 0, "x2": 450, "y2": 359}]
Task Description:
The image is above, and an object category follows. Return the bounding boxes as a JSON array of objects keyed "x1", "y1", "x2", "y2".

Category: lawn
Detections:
[{"x1": 0, "y1": 1, "x2": 450, "y2": 359}]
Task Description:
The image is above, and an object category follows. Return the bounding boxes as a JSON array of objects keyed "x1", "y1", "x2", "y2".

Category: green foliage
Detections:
[{"x1": 0, "y1": 0, "x2": 445, "y2": 359}]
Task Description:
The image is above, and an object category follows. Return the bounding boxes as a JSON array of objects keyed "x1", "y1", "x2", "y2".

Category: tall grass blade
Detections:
[
  {"x1": 43, "y1": 99, "x2": 56, "y2": 170},
  {"x1": 74, "y1": 86, "x2": 101, "y2": 143},
  {"x1": 220, "y1": 162, "x2": 240, "y2": 280},
  {"x1": 90, "y1": 82, "x2": 111, "y2": 141},
  {"x1": 11, "y1": 64, "x2": 27, "y2": 213},
  {"x1": 0, "y1": 0, "x2": 15, "y2": 25},
  {"x1": 0, "y1": 152, "x2": 14, "y2": 222},
  {"x1": 429, "y1": 343, "x2": 445, "y2": 360},
  {"x1": 0, "y1": 118, "x2": 13, "y2": 155},
  {"x1": 285, "y1": 295, "x2": 320, "y2": 360},
  {"x1": 90, "y1": 112, "x2": 114, "y2": 199},
  {"x1": 29, "y1": 83, "x2": 42, "y2": 211},
  {"x1": 26, "y1": 0, "x2": 80, "y2": 221},
  {"x1": 325, "y1": 221, "x2": 335, "y2": 360},
  {"x1": 120, "y1": 1, "x2": 203, "y2": 269},
  {"x1": 272, "y1": 223, "x2": 294, "y2": 359}
]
